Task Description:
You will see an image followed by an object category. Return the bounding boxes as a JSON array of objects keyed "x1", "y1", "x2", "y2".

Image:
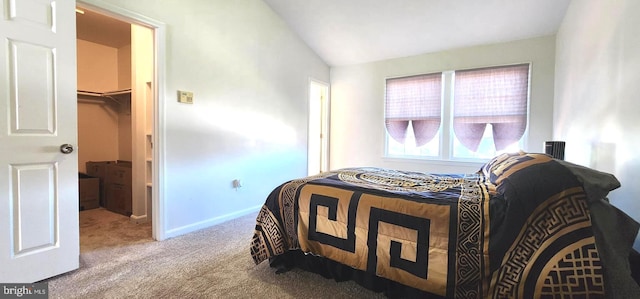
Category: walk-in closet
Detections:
[{"x1": 76, "y1": 7, "x2": 154, "y2": 229}]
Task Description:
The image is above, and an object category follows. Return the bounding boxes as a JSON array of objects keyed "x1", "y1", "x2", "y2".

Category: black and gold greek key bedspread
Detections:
[{"x1": 250, "y1": 153, "x2": 640, "y2": 298}]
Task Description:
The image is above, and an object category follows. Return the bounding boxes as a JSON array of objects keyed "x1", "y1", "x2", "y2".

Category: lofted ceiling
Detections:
[
  {"x1": 261, "y1": 0, "x2": 572, "y2": 66},
  {"x1": 75, "y1": 1, "x2": 573, "y2": 66}
]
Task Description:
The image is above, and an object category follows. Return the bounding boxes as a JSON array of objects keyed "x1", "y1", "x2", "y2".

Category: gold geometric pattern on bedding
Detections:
[
  {"x1": 331, "y1": 169, "x2": 490, "y2": 297},
  {"x1": 279, "y1": 172, "x2": 336, "y2": 249},
  {"x1": 295, "y1": 168, "x2": 493, "y2": 298},
  {"x1": 297, "y1": 184, "x2": 455, "y2": 296},
  {"x1": 538, "y1": 241, "x2": 603, "y2": 298},
  {"x1": 250, "y1": 206, "x2": 285, "y2": 264},
  {"x1": 337, "y1": 167, "x2": 465, "y2": 192},
  {"x1": 486, "y1": 153, "x2": 553, "y2": 186},
  {"x1": 489, "y1": 187, "x2": 603, "y2": 298},
  {"x1": 455, "y1": 174, "x2": 490, "y2": 298}
]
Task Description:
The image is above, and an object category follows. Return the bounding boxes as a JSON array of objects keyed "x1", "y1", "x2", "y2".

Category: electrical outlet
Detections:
[
  {"x1": 232, "y1": 179, "x2": 242, "y2": 189},
  {"x1": 178, "y1": 90, "x2": 193, "y2": 104}
]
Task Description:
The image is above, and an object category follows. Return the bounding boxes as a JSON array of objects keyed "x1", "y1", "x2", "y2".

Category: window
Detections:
[
  {"x1": 385, "y1": 63, "x2": 530, "y2": 160},
  {"x1": 385, "y1": 73, "x2": 442, "y2": 157}
]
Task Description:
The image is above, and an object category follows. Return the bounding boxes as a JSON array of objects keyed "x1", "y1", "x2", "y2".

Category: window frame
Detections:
[{"x1": 383, "y1": 63, "x2": 532, "y2": 162}]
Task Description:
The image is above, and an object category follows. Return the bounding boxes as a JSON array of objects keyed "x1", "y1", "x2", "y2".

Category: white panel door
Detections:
[{"x1": 0, "y1": 0, "x2": 79, "y2": 282}]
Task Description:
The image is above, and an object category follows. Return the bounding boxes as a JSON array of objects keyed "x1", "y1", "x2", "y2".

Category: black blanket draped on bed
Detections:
[{"x1": 250, "y1": 152, "x2": 640, "y2": 298}]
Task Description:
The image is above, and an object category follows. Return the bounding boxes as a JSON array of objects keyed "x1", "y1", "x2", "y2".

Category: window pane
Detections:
[
  {"x1": 385, "y1": 73, "x2": 442, "y2": 146},
  {"x1": 387, "y1": 123, "x2": 439, "y2": 157},
  {"x1": 384, "y1": 64, "x2": 529, "y2": 161},
  {"x1": 452, "y1": 124, "x2": 521, "y2": 159},
  {"x1": 453, "y1": 64, "x2": 529, "y2": 155}
]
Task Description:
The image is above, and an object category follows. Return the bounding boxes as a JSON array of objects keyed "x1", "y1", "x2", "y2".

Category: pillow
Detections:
[
  {"x1": 480, "y1": 151, "x2": 556, "y2": 192},
  {"x1": 481, "y1": 151, "x2": 620, "y2": 202},
  {"x1": 480, "y1": 151, "x2": 526, "y2": 179}
]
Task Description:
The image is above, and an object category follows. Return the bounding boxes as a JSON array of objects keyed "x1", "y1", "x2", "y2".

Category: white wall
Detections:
[
  {"x1": 555, "y1": 0, "x2": 640, "y2": 250},
  {"x1": 330, "y1": 36, "x2": 557, "y2": 174},
  {"x1": 96, "y1": 0, "x2": 330, "y2": 237},
  {"x1": 117, "y1": 43, "x2": 132, "y2": 162},
  {"x1": 77, "y1": 39, "x2": 119, "y2": 92},
  {"x1": 77, "y1": 39, "x2": 126, "y2": 173}
]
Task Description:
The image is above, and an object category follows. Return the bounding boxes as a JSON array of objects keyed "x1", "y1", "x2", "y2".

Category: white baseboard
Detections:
[
  {"x1": 130, "y1": 214, "x2": 148, "y2": 224},
  {"x1": 163, "y1": 204, "x2": 262, "y2": 239}
]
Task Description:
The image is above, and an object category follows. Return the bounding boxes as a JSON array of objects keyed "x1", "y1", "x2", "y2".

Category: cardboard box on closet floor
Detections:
[{"x1": 85, "y1": 160, "x2": 132, "y2": 216}]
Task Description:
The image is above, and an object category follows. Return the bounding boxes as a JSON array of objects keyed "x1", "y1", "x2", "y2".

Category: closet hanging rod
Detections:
[
  {"x1": 77, "y1": 89, "x2": 131, "y2": 96},
  {"x1": 77, "y1": 89, "x2": 131, "y2": 105},
  {"x1": 102, "y1": 89, "x2": 131, "y2": 96},
  {"x1": 77, "y1": 97, "x2": 106, "y2": 104},
  {"x1": 77, "y1": 90, "x2": 103, "y2": 97}
]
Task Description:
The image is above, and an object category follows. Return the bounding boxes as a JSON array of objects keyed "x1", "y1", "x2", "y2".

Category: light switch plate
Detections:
[{"x1": 178, "y1": 90, "x2": 193, "y2": 104}]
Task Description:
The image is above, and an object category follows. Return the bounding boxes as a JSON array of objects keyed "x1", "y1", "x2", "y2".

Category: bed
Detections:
[{"x1": 250, "y1": 152, "x2": 640, "y2": 298}]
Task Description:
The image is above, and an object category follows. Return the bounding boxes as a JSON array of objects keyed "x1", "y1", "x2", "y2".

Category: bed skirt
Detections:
[{"x1": 269, "y1": 250, "x2": 444, "y2": 298}]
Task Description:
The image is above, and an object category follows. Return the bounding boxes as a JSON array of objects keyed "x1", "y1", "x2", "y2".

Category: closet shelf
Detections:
[{"x1": 77, "y1": 89, "x2": 131, "y2": 105}]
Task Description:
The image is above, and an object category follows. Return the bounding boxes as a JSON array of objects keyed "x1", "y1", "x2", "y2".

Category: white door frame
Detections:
[
  {"x1": 76, "y1": 0, "x2": 167, "y2": 240},
  {"x1": 308, "y1": 79, "x2": 330, "y2": 175}
]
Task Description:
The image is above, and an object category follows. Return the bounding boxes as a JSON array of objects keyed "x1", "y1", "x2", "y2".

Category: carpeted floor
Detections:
[{"x1": 45, "y1": 208, "x2": 385, "y2": 299}]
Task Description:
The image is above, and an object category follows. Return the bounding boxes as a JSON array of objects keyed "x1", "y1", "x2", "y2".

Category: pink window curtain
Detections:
[
  {"x1": 453, "y1": 64, "x2": 529, "y2": 151},
  {"x1": 385, "y1": 73, "x2": 442, "y2": 146}
]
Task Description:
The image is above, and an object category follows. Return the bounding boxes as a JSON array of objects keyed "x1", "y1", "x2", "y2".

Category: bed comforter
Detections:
[{"x1": 250, "y1": 152, "x2": 640, "y2": 298}]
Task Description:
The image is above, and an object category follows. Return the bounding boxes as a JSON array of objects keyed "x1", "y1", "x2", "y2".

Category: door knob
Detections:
[{"x1": 60, "y1": 144, "x2": 74, "y2": 154}]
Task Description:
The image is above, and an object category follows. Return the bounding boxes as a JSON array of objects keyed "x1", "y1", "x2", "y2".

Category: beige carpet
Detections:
[{"x1": 45, "y1": 208, "x2": 385, "y2": 299}]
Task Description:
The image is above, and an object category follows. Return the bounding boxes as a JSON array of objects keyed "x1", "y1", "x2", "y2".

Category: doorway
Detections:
[
  {"x1": 75, "y1": 2, "x2": 164, "y2": 241},
  {"x1": 308, "y1": 79, "x2": 330, "y2": 176}
]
